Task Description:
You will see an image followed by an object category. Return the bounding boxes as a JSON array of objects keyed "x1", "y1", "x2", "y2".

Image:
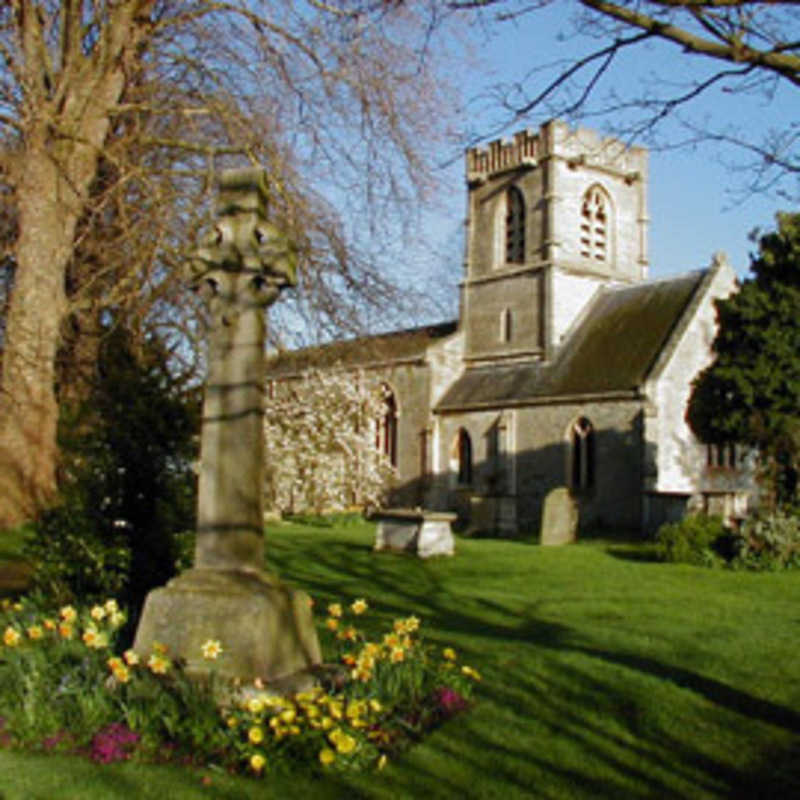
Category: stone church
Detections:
[{"x1": 268, "y1": 120, "x2": 754, "y2": 536}]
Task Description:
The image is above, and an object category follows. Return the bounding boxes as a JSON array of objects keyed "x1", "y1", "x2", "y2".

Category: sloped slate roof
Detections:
[
  {"x1": 437, "y1": 270, "x2": 706, "y2": 411},
  {"x1": 266, "y1": 320, "x2": 458, "y2": 377}
]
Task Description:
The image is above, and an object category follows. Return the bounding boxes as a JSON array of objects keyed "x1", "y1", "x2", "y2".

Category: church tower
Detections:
[{"x1": 461, "y1": 120, "x2": 649, "y2": 366}]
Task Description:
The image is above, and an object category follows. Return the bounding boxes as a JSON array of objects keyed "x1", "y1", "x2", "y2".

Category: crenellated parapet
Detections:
[
  {"x1": 467, "y1": 129, "x2": 541, "y2": 185},
  {"x1": 466, "y1": 120, "x2": 647, "y2": 186}
]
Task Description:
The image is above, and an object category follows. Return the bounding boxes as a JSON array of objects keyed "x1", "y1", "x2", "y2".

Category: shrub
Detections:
[
  {"x1": 25, "y1": 326, "x2": 198, "y2": 613},
  {"x1": 22, "y1": 499, "x2": 131, "y2": 605},
  {"x1": 655, "y1": 514, "x2": 727, "y2": 566},
  {"x1": 731, "y1": 509, "x2": 800, "y2": 570}
]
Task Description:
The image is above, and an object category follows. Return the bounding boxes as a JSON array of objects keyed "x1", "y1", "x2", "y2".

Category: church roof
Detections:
[
  {"x1": 266, "y1": 320, "x2": 458, "y2": 377},
  {"x1": 436, "y1": 270, "x2": 707, "y2": 411}
]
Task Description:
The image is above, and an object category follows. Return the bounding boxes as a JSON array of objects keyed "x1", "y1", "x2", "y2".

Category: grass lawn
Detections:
[{"x1": 2, "y1": 518, "x2": 800, "y2": 798}]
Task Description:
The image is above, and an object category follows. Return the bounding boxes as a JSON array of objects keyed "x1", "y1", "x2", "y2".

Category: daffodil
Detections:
[
  {"x1": 147, "y1": 653, "x2": 171, "y2": 674},
  {"x1": 3, "y1": 626, "x2": 20, "y2": 647},
  {"x1": 123, "y1": 649, "x2": 139, "y2": 666},
  {"x1": 90, "y1": 605, "x2": 106, "y2": 621},
  {"x1": 250, "y1": 752, "x2": 266, "y2": 772},
  {"x1": 325, "y1": 617, "x2": 339, "y2": 631},
  {"x1": 108, "y1": 610, "x2": 125, "y2": 628},
  {"x1": 350, "y1": 598, "x2": 368, "y2": 615},
  {"x1": 104, "y1": 599, "x2": 119, "y2": 615},
  {"x1": 27, "y1": 625, "x2": 43, "y2": 640},
  {"x1": 319, "y1": 747, "x2": 336, "y2": 766},
  {"x1": 247, "y1": 696, "x2": 264, "y2": 714},
  {"x1": 59, "y1": 605, "x2": 77, "y2": 623},
  {"x1": 248, "y1": 726, "x2": 264, "y2": 744},
  {"x1": 461, "y1": 665, "x2": 482, "y2": 681},
  {"x1": 327, "y1": 602, "x2": 342, "y2": 618},
  {"x1": 112, "y1": 664, "x2": 131, "y2": 683},
  {"x1": 201, "y1": 639, "x2": 223, "y2": 660},
  {"x1": 443, "y1": 647, "x2": 457, "y2": 661}
]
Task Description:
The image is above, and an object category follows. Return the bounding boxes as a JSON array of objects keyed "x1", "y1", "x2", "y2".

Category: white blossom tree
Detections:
[{"x1": 264, "y1": 368, "x2": 396, "y2": 515}]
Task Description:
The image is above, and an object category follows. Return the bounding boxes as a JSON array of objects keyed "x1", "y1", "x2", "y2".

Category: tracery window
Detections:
[
  {"x1": 570, "y1": 417, "x2": 595, "y2": 491},
  {"x1": 579, "y1": 186, "x2": 609, "y2": 262},
  {"x1": 706, "y1": 442, "x2": 737, "y2": 470}
]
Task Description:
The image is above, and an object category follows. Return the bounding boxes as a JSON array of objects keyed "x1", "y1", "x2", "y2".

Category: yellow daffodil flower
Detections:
[
  {"x1": 250, "y1": 753, "x2": 266, "y2": 772},
  {"x1": 201, "y1": 639, "x2": 223, "y2": 660},
  {"x1": 350, "y1": 598, "x2": 368, "y2": 615},
  {"x1": 3, "y1": 626, "x2": 20, "y2": 647}
]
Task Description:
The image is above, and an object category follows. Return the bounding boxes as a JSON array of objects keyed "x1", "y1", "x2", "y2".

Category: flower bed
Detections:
[{"x1": 0, "y1": 595, "x2": 479, "y2": 776}]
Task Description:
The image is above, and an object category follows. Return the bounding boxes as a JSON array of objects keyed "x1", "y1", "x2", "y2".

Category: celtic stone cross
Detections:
[
  {"x1": 188, "y1": 168, "x2": 296, "y2": 571},
  {"x1": 134, "y1": 170, "x2": 319, "y2": 688}
]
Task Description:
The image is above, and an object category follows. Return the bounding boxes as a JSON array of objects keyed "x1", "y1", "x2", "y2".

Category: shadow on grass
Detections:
[
  {"x1": 604, "y1": 545, "x2": 661, "y2": 563},
  {"x1": 266, "y1": 525, "x2": 800, "y2": 799}
]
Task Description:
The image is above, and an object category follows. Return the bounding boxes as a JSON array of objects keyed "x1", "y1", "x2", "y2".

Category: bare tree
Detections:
[
  {"x1": 451, "y1": 1, "x2": 800, "y2": 197},
  {"x1": 0, "y1": 1, "x2": 458, "y2": 526}
]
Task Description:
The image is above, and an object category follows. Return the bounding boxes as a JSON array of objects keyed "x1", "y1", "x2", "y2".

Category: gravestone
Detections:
[
  {"x1": 134, "y1": 169, "x2": 320, "y2": 690},
  {"x1": 540, "y1": 487, "x2": 578, "y2": 545}
]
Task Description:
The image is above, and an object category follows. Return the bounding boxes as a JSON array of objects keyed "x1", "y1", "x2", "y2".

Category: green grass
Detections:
[{"x1": 2, "y1": 519, "x2": 800, "y2": 798}]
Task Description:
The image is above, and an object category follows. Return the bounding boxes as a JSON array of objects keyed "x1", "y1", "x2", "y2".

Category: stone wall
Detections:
[
  {"x1": 434, "y1": 397, "x2": 644, "y2": 536},
  {"x1": 643, "y1": 260, "x2": 736, "y2": 496}
]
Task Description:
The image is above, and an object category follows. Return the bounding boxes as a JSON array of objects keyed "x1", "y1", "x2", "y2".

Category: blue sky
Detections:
[{"x1": 415, "y1": 3, "x2": 796, "y2": 306}]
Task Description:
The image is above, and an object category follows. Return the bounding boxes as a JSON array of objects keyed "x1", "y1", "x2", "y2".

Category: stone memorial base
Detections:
[
  {"x1": 134, "y1": 568, "x2": 321, "y2": 692},
  {"x1": 370, "y1": 508, "x2": 456, "y2": 558}
]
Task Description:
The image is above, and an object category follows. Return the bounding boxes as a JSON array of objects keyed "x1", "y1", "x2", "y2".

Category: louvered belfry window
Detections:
[
  {"x1": 505, "y1": 186, "x2": 525, "y2": 264},
  {"x1": 580, "y1": 186, "x2": 608, "y2": 262}
]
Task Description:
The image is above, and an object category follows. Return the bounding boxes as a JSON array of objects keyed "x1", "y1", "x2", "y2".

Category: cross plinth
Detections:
[{"x1": 134, "y1": 170, "x2": 320, "y2": 690}]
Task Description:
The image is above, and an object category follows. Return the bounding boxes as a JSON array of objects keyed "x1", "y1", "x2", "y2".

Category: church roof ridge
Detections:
[{"x1": 266, "y1": 319, "x2": 458, "y2": 377}]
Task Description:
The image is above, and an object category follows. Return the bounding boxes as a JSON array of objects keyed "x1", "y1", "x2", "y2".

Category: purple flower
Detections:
[
  {"x1": 433, "y1": 686, "x2": 468, "y2": 715},
  {"x1": 90, "y1": 722, "x2": 140, "y2": 764}
]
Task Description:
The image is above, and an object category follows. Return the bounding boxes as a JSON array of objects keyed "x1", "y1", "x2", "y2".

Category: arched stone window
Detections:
[
  {"x1": 493, "y1": 186, "x2": 526, "y2": 267},
  {"x1": 569, "y1": 417, "x2": 595, "y2": 491},
  {"x1": 579, "y1": 186, "x2": 610, "y2": 262},
  {"x1": 376, "y1": 384, "x2": 398, "y2": 467},
  {"x1": 450, "y1": 428, "x2": 473, "y2": 486},
  {"x1": 505, "y1": 186, "x2": 526, "y2": 264}
]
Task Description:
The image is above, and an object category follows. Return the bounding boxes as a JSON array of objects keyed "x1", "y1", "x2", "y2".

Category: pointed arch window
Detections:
[
  {"x1": 570, "y1": 417, "x2": 595, "y2": 491},
  {"x1": 450, "y1": 428, "x2": 473, "y2": 486},
  {"x1": 580, "y1": 186, "x2": 609, "y2": 262},
  {"x1": 376, "y1": 385, "x2": 398, "y2": 467},
  {"x1": 505, "y1": 186, "x2": 525, "y2": 264}
]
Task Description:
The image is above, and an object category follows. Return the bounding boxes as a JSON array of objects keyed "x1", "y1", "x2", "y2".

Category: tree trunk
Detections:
[
  {"x1": 0, "y1": 2, "x2": 149, "y2": 527},
  {"x1": 0, "y1": 139, "x2": 73, "y2": 525}
]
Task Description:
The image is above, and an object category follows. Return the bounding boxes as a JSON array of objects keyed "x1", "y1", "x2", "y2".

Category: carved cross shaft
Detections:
[{"x1": 189, "y1": 169, "x2": 296, "y2": 571}]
